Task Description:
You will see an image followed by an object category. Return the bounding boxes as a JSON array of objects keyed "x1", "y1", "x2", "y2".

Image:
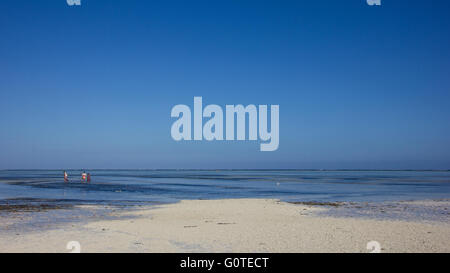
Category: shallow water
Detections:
[{"x1": 0, "y1": 170, "x2": 449, "y2": 206}]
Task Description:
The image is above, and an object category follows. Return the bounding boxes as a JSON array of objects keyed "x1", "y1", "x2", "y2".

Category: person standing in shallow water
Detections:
[
  {"x1": 87, "y1": 173, "x2": 91, "y2": 183},
  {"x1": 64, "y1": 171, "x2": 68, "y2": 183},
  {"x1": 81, "y1": 171, "x2": 87, "y2": 183}
]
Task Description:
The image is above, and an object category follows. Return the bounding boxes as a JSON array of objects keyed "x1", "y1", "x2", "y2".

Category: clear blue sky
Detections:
[{"x1": 1, "y1": 0, "x2": 450, "y2": 169}]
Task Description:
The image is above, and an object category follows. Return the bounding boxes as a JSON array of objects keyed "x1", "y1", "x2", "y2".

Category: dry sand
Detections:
[{"x1": 0, "y1": 198, "x2": 449, "y2": 253}]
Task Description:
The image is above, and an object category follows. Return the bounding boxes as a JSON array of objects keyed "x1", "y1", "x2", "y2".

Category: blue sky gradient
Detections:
[{"x1": 1, "y1": 0, "x2": 450, "y2": 169}]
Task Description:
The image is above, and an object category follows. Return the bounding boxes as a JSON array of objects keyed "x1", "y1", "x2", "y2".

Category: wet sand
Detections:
[{"x1": 0, "y1": 198, "x2": 449, "y2": 253}]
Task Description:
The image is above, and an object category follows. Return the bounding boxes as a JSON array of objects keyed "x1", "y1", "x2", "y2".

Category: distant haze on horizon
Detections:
[{"x1": 1, "y1": 0, "x2": 450, "y2": 169}]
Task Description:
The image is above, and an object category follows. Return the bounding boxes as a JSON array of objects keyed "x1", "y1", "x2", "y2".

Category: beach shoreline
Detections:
[{"x1": 0, "y1": 198, "x2": 449, "y2": 253}]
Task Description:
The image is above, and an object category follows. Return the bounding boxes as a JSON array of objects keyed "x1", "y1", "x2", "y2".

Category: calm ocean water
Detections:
[{"x1": 0, "y1": 170, "x2": 449, "y2": 206}]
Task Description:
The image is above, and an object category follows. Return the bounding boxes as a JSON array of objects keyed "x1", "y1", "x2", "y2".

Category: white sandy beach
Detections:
[{"x1": 0, "y1": 198, "x2": 449, "y2": 253}]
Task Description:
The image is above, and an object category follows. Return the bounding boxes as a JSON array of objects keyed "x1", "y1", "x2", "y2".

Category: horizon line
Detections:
[{"x1": 1, "y1": 168, "x2": 449, "y2": 172}]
